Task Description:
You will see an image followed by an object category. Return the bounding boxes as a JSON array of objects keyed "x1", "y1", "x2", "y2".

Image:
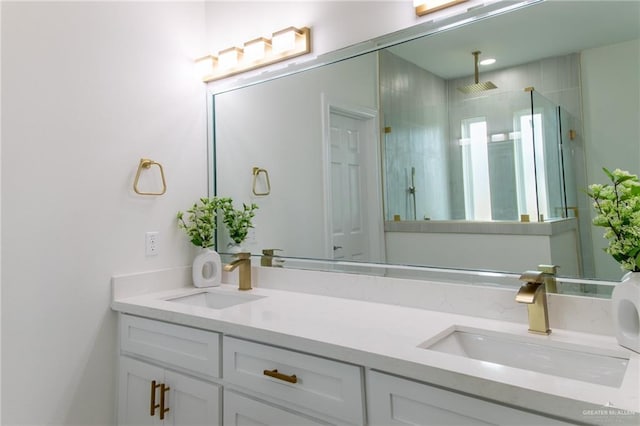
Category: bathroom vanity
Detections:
[{"x1": 112, "y1": 267, "x2": 639, "y2": 426}]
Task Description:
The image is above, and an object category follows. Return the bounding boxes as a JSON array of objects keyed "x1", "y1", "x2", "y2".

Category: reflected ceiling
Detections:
[{"x1": 390, "y1": 0, "x2": 640, "y2": 79}]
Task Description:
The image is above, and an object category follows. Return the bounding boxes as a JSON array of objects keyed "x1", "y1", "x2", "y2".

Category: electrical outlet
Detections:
[{"x1": 145, "y1": 231, "x2": 159, "y2": 256}]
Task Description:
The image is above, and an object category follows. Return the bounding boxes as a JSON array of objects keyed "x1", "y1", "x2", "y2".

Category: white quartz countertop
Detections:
[{"x1": 112, "y1": 283, "x2": 639, "y2": 423}]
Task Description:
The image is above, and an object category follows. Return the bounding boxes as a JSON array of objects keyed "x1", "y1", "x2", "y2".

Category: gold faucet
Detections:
[
  {"x1": 224, "y1": 252, "x2": 252, "y2": 291},
  {"x1": 261, "y1": 248, "x2": 284, "y2": 267},
  {"x1": 537, "y1": 264, "x2": 558, "y2": 293},
  {"x1": 516, "y1": 270, "x2": 551, "y2": 335}
]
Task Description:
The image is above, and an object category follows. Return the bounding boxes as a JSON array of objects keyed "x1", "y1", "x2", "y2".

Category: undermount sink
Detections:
[
  {"x1": 420, "y1": 326, "x2": 629, "y2": 387},
  {"x1": 166, "y1": 289, "x2": 265, "y2": 309}
]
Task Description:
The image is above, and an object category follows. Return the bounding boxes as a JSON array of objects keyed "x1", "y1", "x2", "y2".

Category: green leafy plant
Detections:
[
  {"x1": 587, "y1": 168, "x2": 640, "y2": 272},
  {"x1": 177, "y1": 197, "x2": 218, "y2": 248},
  {"x1": 217, "y1": 197, "x2": 259, "y2": 245}
]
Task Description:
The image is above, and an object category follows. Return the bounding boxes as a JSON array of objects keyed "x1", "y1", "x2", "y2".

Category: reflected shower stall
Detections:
[
  {"x1": 380, "y1": 49, "x2": 595, "y2": 277},
  {"x1": 382, "y1": 87, "x2": 580, "y2": 224},
  {"x1": 451, "y1": 88, "x2": 577, "y2": 223}
]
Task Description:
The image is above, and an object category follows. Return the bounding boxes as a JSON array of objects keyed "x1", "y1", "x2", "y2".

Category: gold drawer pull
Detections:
[
  {"x1": 150, "y1": 380, "x2": 161, "y2": 416},
  {"x1": 263, "y1": 368, "x2": 298, "y2": 384},
  {"x1": 159, "y1": 383, "x2": 170, "y2": 420}
]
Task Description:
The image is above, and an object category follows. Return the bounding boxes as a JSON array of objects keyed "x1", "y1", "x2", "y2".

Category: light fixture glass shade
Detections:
[
  {"x1": 479, "y1": 58, "x2": 497, "y2": 66},
  {"x1": 272, "y1": 27, "x2": 300, "y2": 53},
  {"x1": 244, "y1": 37, "x2": 270, "y2": 62},
  {"x1": 194, "y1": 55, "x2": 216, "y2": 79},
  {"x1": 218, "y1": 47, "x2": 242, "y2": 70}
]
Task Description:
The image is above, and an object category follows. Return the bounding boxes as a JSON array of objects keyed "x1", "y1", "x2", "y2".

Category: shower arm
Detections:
[{"x1": 473, "y1": 50, "x2": 480, "y2": 84}]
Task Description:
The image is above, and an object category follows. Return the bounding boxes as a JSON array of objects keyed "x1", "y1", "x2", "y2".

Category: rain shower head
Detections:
[{"x1": 457, "y1": 51, "x2": 497, "y2": 94}]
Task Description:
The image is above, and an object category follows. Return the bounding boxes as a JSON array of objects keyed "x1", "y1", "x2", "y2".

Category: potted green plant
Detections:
[
  {"x1": 587, "y1": 168, "x2": 640, "y2": 273},
  {"x1": 217, "y1": 197, "x2": 259, "y2": 250},
  {"x1": 177, "y1": 197, "x2": 218, "y2": 248},
  {"x1": 587, "y1": 167, "x2": 640, "y2": 354},
  {"x1": 177, "y1": 197, "x2": 222, "y2": 288}
]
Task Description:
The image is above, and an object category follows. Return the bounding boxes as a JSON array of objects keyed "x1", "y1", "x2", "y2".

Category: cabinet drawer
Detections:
[
  {"x1": 120, "y1": 314, "x2": 220, "y2": 378},
  {"x1": 224, "y1": 390, "x2": 331, "y2": 426},
  {"x1": 367, "y1": 371, "x2": 570, "y2": 425},
  {"x1": 223, "y1": 336, "x2": 364, "y2": 425}
]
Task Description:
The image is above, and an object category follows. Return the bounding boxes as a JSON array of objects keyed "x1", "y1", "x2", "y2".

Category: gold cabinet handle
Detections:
[
  {"x1": 160, "y1": 383, "x2": 170, "y2": 420},
  {"x1": 150, "y1": 380, "x2": 161, "y2": 416},
  {"x1": 263, "y1": 368, "x2": 298, "y2": 384}
]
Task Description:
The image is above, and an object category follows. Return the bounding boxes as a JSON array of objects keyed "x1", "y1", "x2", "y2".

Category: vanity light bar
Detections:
[
  {"x1": 197, "y1": 26, "x2": 311, "y2": 82},
  {"x1": 414, "y1": 0, "x2": 469, "y2": 17}
]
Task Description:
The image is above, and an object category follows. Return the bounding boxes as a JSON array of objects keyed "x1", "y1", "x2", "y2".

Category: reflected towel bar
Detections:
[
  {"x1": 252, "y1": 167, "x2": 271, "y2": 196},
  {"x1": 133, "y1": 158, "x2": 167, "y2": 196}
]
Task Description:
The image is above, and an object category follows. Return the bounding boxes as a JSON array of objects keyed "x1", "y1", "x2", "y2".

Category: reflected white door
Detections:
[{"x1": 330, "y1": 112, "x2": 368, "y2": 260}]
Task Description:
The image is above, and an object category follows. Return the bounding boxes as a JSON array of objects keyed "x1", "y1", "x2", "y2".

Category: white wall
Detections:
[
  {"x1": 582, "y1": 38, "x2": 640, "y2": 281},
  {"x1": 1, "y1": 2, "x2": 207, "y2": 424}
]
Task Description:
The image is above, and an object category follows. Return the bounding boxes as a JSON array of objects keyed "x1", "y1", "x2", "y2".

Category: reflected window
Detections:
[
  {"x1": 515, "y1": 111, "x2": 548, "y2": 219},
  {"x1": 460, "y1": 117, "x2": 491, "y2": 220},
  {"x1": 461, "y1": 112, "x2": 549, "y2": 222}
]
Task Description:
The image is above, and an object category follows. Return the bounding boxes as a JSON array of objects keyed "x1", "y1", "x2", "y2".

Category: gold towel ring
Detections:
[
  {"x1": 252, "y1": 167, "x2": 271, "y2": 196},
  {"x1": 133, "y1": 158, "x2": 167, "y2": 196}
]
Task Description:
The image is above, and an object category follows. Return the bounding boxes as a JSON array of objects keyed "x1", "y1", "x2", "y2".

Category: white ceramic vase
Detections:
[
  {"x1": 192, "y1": 248, "x2": 222, "y2": 288},
  {"x1": 611, "y1": 271, "x2": 640, "y2": 353},
  {"x1": 227, "y1": 242, "x2": 245, "y2": 254}
]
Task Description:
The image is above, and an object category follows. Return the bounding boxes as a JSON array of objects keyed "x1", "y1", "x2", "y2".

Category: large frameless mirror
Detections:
[{"x1": 211, "y1": 0, "x2": 640, "y2": 296}]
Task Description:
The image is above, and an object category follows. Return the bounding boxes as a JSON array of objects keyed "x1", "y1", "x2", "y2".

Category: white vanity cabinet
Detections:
[
  {"x1": 366, "y1": 371, "x2": 571, "y2": 425},
  {"x1": 115, "y1": 313, "x2": 582, "y2": 426},
  {"x1": 223, "y1": 336, "x2": 366, "y2": 425},
  {"x1": 117, "y1": 315, "x2": 222, "y2": 425},
  {"x1": 116, "y1": 315, "x2": 366, "y2": 426}
]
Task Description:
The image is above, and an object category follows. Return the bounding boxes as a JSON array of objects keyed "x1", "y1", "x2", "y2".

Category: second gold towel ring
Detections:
[{"x1": 252, "y1": 167, "x2": 271, "y2": 196}]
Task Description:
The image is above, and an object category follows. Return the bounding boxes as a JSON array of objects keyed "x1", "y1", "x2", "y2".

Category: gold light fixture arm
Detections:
[
  {"x1": 415, "y1": 0, "x2": 468, "y2": 17},
  {"x1": 133, "y1": 158, "x2": 167, "y2": 196}
]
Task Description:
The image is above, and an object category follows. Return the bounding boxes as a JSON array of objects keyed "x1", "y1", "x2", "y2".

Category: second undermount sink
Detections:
[
  {"x1": 166, "y1": 289, "x2": 265, "y2": 310},
  {"x1": 419, "y1": 326, "x2": 629, "y2": 387}
]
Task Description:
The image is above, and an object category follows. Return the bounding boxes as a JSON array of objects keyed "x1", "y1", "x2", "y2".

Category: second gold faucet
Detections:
[{"x1": 516, "y1": 270, "x2": 552, "y2": 335}]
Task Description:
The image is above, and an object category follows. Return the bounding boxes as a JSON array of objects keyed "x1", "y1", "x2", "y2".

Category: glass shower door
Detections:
[{"x1": 530, "y1": 90, "x2": 564, "y2": 220}]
